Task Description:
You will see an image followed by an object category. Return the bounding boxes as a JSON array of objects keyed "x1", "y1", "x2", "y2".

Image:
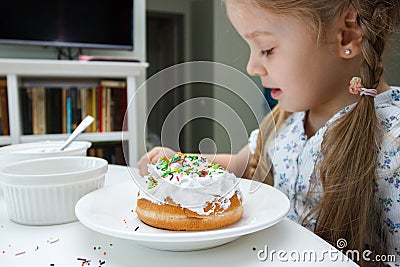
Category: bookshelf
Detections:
[{"x1": 0, "y1": 58, "x2": 148, "y2": 166}]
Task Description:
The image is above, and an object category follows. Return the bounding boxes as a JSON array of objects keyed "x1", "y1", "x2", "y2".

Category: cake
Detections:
[{"x1": 136, "y1": 152, "x2": 243, "y2": 231}]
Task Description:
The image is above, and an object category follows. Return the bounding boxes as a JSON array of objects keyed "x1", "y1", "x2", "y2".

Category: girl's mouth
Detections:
[{"x1": 270, "y1": 88, "x2": 283, "y2": 99}]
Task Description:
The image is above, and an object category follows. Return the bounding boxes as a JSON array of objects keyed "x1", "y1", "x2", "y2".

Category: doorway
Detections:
[{"x1": 146, "y1": 12, "x2": 185, "y2": 151}]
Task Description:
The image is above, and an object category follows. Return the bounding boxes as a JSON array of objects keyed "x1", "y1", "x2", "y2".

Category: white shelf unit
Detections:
[{"x1": 0, "y1": 58, "x2": 148, "y2": 166}]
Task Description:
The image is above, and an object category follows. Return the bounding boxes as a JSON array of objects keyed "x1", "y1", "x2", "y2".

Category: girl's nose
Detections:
[{"x1": 246, "y1": 53, "x2": 268, "y2": 77}]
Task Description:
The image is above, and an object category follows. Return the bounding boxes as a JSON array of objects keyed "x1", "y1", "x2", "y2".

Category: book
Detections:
[
  {"x1": 21, "y1": 88, "x2": 33, "y2": 135},
  {"x1": 91, "y1": 87, "x2": 97, "y2": 132},
  {"x1": 66, "y1": 88, "x2": 72, "y2": 134},
  {"x1": 84, "y1": 88, "x2": 93, "y2": 132},
  {"x1": 100, "y1": 79, "x2": 127, "y2": 132},
  {"x1": 0, "y1": 85, "x2": 9, "y2": 135},
  {"x1": 102, "y1": 87, "x2": 109, "y2": 132},
  {"x1": 45, "y1": 88, "x2": 62, "y2": 134},
  {"x1": 100, "y1": 80, "x2": 126, "y2": 88},
  {"x1": 111, "y1": 87, "x2": 126, "y2": 131},
  {"x1": 61, "y1": 88, "x2": 68, "y2": 133},
  {"x1": 80, "y1": 88, "x2": 87, "y2": 123},
  {"x1": 97, "y1": 85, "x2": 103, "y2": 132},
  {"x1": 106, "y1": 87, "x2": 113, "y2": 132},
  {"x1": 32, "y1": 88, "x2": 46, "y2": 135},
  {"x1": 70, "y1": 87, "x2": 81, "y2": 131}
]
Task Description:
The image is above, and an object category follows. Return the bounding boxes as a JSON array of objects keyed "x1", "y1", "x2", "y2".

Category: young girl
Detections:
[{"x1": 137, "y1": 0, "x2": 400, "y2": 265}]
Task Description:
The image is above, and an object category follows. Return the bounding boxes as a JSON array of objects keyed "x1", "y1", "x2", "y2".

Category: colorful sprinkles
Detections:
[
  {"x1": 1, "y1": 230, "x2": 113, "y2": 267},
  {"x1": 145, "y1": 152, "x2": 225, "y2": 189},
  {"x1": 77, "y1": 243, "x2": 112, "y2": 266}
]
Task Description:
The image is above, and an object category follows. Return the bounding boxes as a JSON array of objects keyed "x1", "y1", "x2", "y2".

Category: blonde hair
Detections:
[{"x1": 239, "y1": 0, "x2": 400, "y2": 264}]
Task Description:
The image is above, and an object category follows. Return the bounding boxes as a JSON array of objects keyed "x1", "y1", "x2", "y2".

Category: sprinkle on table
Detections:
[
  {"x1": 134, "y1": 226, "x2": 139, "y2": 231},
  {"x1": 77, "y1": 258, "x2": 91, "y2": 266},
  {"x1": 15, "y1": 251, "x2": 26, "y2": 256},
  {"x1": 48, "y1": 237, "x2": 60, "y2": 244}
]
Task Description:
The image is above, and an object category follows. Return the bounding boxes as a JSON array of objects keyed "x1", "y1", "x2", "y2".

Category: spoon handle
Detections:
[{"x1": 60, "y1": 115, "x2": 95, "y2": 151}]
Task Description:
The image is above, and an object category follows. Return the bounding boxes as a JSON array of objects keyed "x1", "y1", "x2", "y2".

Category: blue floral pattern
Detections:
[{"x1": 249, "y1": 87, "x2": 400, "y2": 265}]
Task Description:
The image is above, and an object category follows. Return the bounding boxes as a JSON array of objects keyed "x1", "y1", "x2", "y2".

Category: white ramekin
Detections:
[
  {"x1": 0, "y1": 141, "x2": 92, "y2": 169},
  {"x1": 0, "y1": 156, "x2": 108, "y2": 225}
]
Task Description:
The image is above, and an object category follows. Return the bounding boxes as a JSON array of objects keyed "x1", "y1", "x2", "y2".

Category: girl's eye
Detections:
[{"x1": 261, "y1": 48, "x2": 274, "y2": 56}]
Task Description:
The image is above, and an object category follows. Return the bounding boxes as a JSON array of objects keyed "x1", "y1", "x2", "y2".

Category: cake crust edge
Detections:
[{"x1": 136, "y1": 193, "x2": 243, "y2": 231}]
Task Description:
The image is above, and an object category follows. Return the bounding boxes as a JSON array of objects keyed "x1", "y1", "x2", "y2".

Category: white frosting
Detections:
[{"x1": 137, "y1": 154, "x2": 241, "y2": 215}]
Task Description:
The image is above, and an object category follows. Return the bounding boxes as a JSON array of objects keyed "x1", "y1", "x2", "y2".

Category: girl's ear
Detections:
[{"x1": 337, "y1": 5, "x2": 363, "y2": 58}]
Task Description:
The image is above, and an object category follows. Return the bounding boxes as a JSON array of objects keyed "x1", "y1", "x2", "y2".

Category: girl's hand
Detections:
[{"x1": 136, "y1": 147, "x2": 176, "y2": 176}]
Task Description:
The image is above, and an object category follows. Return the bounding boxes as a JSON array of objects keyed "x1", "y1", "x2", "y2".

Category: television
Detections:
[{"x1": 0, "y1": 0, "x2": 134, "y2": 51}]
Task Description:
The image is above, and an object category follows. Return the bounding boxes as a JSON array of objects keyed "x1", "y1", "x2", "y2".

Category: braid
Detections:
[
  {"x1": 313, "y1": 1, "x2": 400, "y2": 263},
  {"x1": 356, "y1": 1, "x2": 390, "y2": 87}
]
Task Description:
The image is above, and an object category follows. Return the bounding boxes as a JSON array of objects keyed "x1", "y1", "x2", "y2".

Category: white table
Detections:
[{"x1": 0, "y1": 165, "x2": 358, "y2": 267}]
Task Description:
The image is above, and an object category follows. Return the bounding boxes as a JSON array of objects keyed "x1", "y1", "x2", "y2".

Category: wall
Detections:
[
  {"x1": 147, "y1": 0, "x2": 266, "y2": 154},
  {"x1": 385, "y1": 32, "x2": 400, "y2": 86},
  {"x1": 147, "y1": 0, "x2": 192, "y2": 62},
  {"x1": 213, "y1": 1, "x2": 265, "y2": 153}
]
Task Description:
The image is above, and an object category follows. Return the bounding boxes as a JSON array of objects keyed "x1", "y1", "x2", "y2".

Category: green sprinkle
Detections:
[
  {"x1": 161, "y1": 162, "x2": 168, "y2": 171},
  {"x1": 162, "y1": 170, "x2": 174, "y2": 177},
  {"x1": 171, "y1": 155, "x2": 180, "y2": 162}
]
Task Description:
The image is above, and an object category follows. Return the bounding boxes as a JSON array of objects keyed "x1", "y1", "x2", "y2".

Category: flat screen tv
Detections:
[{"x1": 0, "y1": 0, "x2": 134, "y2": 50}]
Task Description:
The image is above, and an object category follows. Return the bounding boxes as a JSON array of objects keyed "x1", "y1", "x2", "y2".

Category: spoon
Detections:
[{"x1": 60, "y1": 115, "x2": 95, "y2": 151}]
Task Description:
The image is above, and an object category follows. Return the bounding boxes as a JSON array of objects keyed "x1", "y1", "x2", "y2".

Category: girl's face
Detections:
[{"x1": 226, "y1": 1, "x2": 355, "y2": 113}]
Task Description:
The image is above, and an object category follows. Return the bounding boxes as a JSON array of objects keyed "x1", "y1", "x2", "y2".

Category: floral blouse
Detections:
[{"x1": 249, "y1": 87, "x2": 400, "y2": 265}]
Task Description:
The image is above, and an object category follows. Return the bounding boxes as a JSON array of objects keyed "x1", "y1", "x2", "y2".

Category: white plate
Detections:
[{"x1": 75, "y1": 179, "x2": 290, "y2": 251}]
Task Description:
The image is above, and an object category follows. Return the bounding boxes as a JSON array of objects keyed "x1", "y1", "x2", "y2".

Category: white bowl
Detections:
[
  {"x1": 0, "y1": 141, "x2": 92, "y2": 169},
  {"x1": 0, "y1": 156, "x2": 108, "y2": 225}
]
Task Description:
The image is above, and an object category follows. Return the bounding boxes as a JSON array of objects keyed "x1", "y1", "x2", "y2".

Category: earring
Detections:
[{"x1": 345, "y1": 49, "x2": 351, "y2": 55}]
